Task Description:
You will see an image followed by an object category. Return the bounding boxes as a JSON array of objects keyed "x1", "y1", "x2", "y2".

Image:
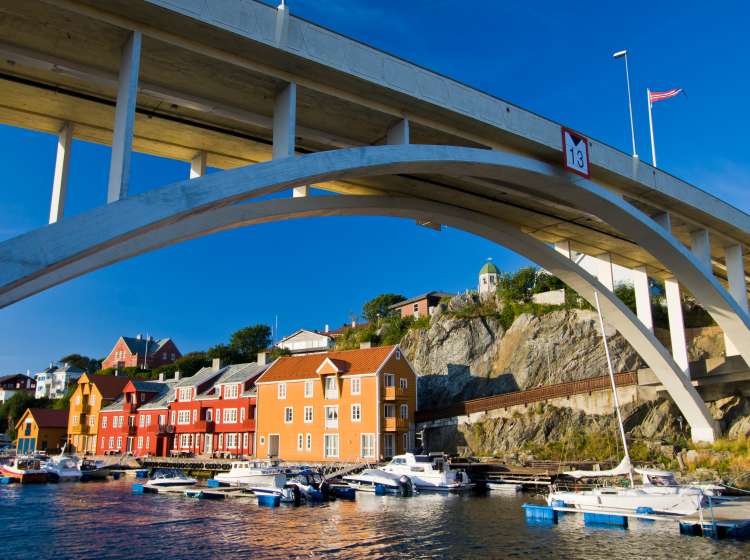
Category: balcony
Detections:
[
  {"x1": 68, "y1": 424, "x2": 88, "y2": 435},
  {"x1": 384, "y1": 417, "x2": 410, "y2": 431},
  {"x1": 194, "y1": 420, "x2": 215, "y2": 433},
  {"x1": 384, "y1": 386, "x2": 409, "y2": 400},
  {"x1": 145, "y1": 423, "x2": 169, "y2": 435}
]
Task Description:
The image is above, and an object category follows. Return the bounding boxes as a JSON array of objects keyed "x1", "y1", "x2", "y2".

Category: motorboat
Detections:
[
  {"x1": 144, "y1": 468, "x2": 197, "y2": 488},
  {"x1": 286, "y1": 469, "x2": 330, "y2": 501},
  {"x1": 214, "y1": 461, "x2": 285, "y2": 488},
  {"x1": 380, "y1": 453, "x2": 474, "y2": 492},
  {"x1": 43, "y1": 452, "x2": 82, "y2": 482},
  {"x1": 486, "y1": 481, "x2": 522, "y2": 493},
  {"x1": 80, "y1": 459, "x2": 110, "y2": 481},
  {"x1": 1, "y1": 456, "x2": 50, "y2": 483},
  {"x1": 545, "y1": 292, "x2": 707, "y2": 517},
  {"x1": 343, "y1": 468, "x2": 417, "y2": 495}
]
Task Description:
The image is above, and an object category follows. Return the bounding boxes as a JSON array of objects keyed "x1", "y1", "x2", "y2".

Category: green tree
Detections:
[
  {"x1": 229, "y1": 324, "x2": 272, "y2": 361},
  {"x1": 497, "y1": 267, "x2": 537, "y2": 303},
  {"x1": 1, "y1": 392, "x2": 52, "y2": 436},
  {"x1": 269, "y1": 347, "x2": 292, "y2": 360},
  {"x1": 207, "y1": 344, "x2": 244, "y2": 365},
  {"x1": 614, "y1": 283, "x2": 637, "y2": 314},
  {"x1": 52, "y1": 384, "x2": 77, "y2": 411},
  {"x1": 362, "y1": 293, "x2": 406, "y2": 322},
  {"x1": 59, "y1": 354, "x2": 101, "y2": 373},
  {"x1": 172, "y1": 352, "x2": 210, "y2": 378}
]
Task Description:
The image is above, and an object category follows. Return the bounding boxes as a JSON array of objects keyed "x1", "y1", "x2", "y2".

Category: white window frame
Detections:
[
  {"x1": 325, "y1": 406, "x2": 339, "y2": 429},
  {"x1": 324, "y1": 376, "x2": 338, "y2": 399},
  {"x1": 384, "y1": 373, "x2": 395, "y2": 388},
  {"x1": 306, "y1": 433, "x2": 312, "y2": 451},
  {"x1": 350, "y1": 377, "x2": 361, "y2": 395},
  {"x1": 399, "y1": 377, "x2": 408, "y2": 390},
  {"x1": 384, "y1": 403, "x2": 395, "y2": 418},
  {"x1": 297, "y1": 433, "x2": 304, "y2": 451},
  {"x1": 400, "y1": 404, "x2": 409, "y2": 420},
  {"x1": 360, "y1": 433, "x2": 375, "y2": 458},
  {"x1": 223, "y1": 408, "x2": 238, "y2": 424},
  {"x1": 139, "y1": 415, "x2": 145, "y2": 427},
  {"x1": 88, "y1": 414, "x2": 96, "y2": 427},
  {"x1": 284, "y1": 406, "x2": 293, "y2": 424},
  {"x1": 109, "y1": 436, "x2": 114, "y2": 449},
  {"x1": 226, "y1": 433, "x2": 238, "y2": 449},
  {"x1": 137, "y1": 436, "x2": 143, "y2": 449},
  {"x1": 102, "y1": 416, "x2": 107, "y2": 429},
  {"x1": 277, "y1": 383, "x2": 287, "y2": 400},
  {"x1": 224, "y1": 384, "x2": 239, "y2": 399},
  {"x1": 323, "y1": 434, "x2": 339, "y2": 458},
  {"x1": 351, "y1": 404, "x2": 361, "y2": 422},
  {"x1": 178, "y1": 387, "x2": 192, "y2": 402},
  {"x1": 304, "y1": 406, "x2": 313, "y2": 423},
  {"x1": 116, "y1": 436, "x2": 122, "y2": 449},
  {"x1": 177, "y1": 410, "x2": 191, "y2": 425},
  {"x1": 304, "y1": 380, "x2": 313, "y2": 398}
]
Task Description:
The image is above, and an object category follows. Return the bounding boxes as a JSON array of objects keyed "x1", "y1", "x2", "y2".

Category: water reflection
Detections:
[{"x1": 1, "y1": 481, "x2": 749, "y2": 560}]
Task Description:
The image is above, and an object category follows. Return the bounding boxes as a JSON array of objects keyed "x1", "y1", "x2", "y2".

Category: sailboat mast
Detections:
[{"x1": 593, "y1": 291, "x2": 634, "y2": 487}]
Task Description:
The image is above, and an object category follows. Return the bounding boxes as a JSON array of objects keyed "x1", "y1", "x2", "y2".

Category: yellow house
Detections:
[
  {"x1": 255, "y1": 345, "x2": 417, "y2": 462},
  {"x1": 67, "y1": 373, "x2": 129, "y2": 454},
  {"x1": 15, "y1": 408, "x2": 68, "y2": 454}
]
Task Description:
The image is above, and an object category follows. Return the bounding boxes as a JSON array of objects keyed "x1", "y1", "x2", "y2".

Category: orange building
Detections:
[
  {"x1": 255, "y1": 345, "x2": 416, "y2": 463},
  {"x1": 67, "y1": 373, "x2": 129, "y2": 454}
]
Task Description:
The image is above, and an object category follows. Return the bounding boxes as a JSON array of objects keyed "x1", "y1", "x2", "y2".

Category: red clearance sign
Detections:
[{"x1": 561, "y1": 127, "x2": 590, "y2": 178}]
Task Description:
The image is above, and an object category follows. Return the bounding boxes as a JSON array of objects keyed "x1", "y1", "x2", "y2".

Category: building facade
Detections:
[
  {"x1": 35, "y1": 363, "x2": 85, "y2": 400},
  {"x1": 15, "y1": 408, "x2": 68, "y2": 454},
  {"x1": 67, "y1": 373, "x2": 129, "y2": 454},
  {"x1": 390, "y1": 292, "x2": 455, "y2": 319},
  {"x1": 255, "y1": 345, "x2": 416, "y2": 463},
  {"x1": 101, "y1": 334, "x2": 181, "y2": 370},
  {"x1": 478, "y1": 260, "x2": 500, "y2": 296},
  {"x1": 276, "y1": 329, "x2": 335, "y2": 355},
  {"x1": 0, "y1": 374, "x2": 36, "y2": 403}
]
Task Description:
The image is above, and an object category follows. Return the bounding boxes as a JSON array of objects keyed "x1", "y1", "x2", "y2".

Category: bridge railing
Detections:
[{"x1": 415, "y1": 371, "x2": 639, "y2": 423}]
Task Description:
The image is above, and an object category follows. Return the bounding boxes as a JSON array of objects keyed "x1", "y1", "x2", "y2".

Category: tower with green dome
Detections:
[{"x1": 479, "y1": 259, "x2": 499, "y2": 296}]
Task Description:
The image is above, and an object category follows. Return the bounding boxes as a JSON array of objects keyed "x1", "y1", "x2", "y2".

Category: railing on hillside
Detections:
[{"x1": 415, "y1": 372, "x2": 638, "y2": 423}]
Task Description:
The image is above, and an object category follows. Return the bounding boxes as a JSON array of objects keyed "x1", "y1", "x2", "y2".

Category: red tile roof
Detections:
[
  {"x1": 29, "y1": 408, "x2": 68, "y2": 428},
  {"x1": 91, "y1": 374, "x2": 130, "y2": 400},
  {"x1": 258, "y1": 345, "x2": 396, "y2": 383}
]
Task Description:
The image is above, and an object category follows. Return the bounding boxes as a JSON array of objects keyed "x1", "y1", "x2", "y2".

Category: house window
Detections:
[
  {"x1": 146, "y1": 415, "x2": 151, "y2": 426},
  {"x1": 284, "y1": 407, "x2": 293, "y2": 423},
  {"x1": 223, "y1": 408, "x2": 238, "y2": 424},
  {"x1": 137, "y1": 436, "x2": 143, "y2": 449},
  {"x1": 350, "y1": 377, "x2": 361, "y2": 395},
  {"x1": 159, "y1": 414, "x2": 166, "y2": 427},
  {"x1": 351, "y1": 404, "x2": 361, "y2": 422},
  {"x1": 384, "y1": 404, "x2": 395, "y2": 418},
  {"x1": 192, "y1": 409, "x2": 197, "y2": 423},
  {"x1": 226, "y1": 433, "x2": 238, "y2": 449},
  {"x1": 89, "y1": 415, "x2": 96, "y2": 427},
  {"x1": 206, "y1": 409, "x2": 213, "y2": 422},
  {"x1": 102, "y1": 416, "x2": 107, "y2": 429},
  {"x1": 304, "y1": 406, "x2": 313, "y2": 423},
  {"x1": 360, "y1": 434, "x2": 375, "y2": 458},
  {"x1": 72, "y1": 415, "x2": 78, "y2": 426},
  {"x1": 116, "y1": 436, "x2": 122, "y2": 449},
  {"x1": 224, "y1": 384, "x2": 239, "y2": 399},
  {"x1": 109, "y1": 437, "x2": 114, "y2": 449},
  {"x1": 400, "y1": 404, "x2": 409, "y2": 419},
  {"x1": 170, "y1": 411, "x2": 176, "y2": 425},
  {"x1": 178, "y1": 387, "x2": 191, "y2": 402},
  {"x1": 324, "y1": 434, "x2": 339, "y2": 458},
  {"x1": 297, "y1": 433, "x2": 304, "y2": 451},
  {"x1": 324, "y1": 376, "x2": 338, "y2": 399},
  {"x1": 180, "y1": 434, "x2": 192, "y2": 448},
  {"x1": 100, "y1": 436, "x2": 105, "y2": 449},
  {"x1": 304, "y1": 380, "x2": 313, "y2": 398},
  {"x1": 277, "y1": 383, "x2": 286, "y2": 400},
  {"x1": 240, "y1": 408, "x2": 245, "y2": 423},
  {"x1": 384, "y1": 374, "x2": 395, "y2": 388},
  {"x1": 306, "y1": 433, "x2": 312, "y2": 451},
  {"x1": 243, "y1": 432, "x2": 249, "y2": 450},
  {"x1": 325, "y1": 406, "x2": 338, "y2": 429},
  {"x1": 177, "y1": 410, "x2": 191, "y2": 425},
  {"x1": 215, "y1": 409, "x2": 221, "y2": 424},
  {"x1": 89, "y1": 395, "x2": 96, "y2": 406},
  {"x1": 139, "y1": 415, "x2": 145, "y2": 427},
  {"x1": 403, "y1": 432, "x2": 410, "y2": 452},
  {"x1": 400, "y1": 378, "x2": 408, "y2": 390},
  {"x1": 128, "y1": 416, "x2": 135, "y2": 428}
]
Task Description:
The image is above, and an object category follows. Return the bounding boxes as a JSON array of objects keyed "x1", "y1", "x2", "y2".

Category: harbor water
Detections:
[{"x1": 2, "y1": 480, "x2": 750, "y2": 559}]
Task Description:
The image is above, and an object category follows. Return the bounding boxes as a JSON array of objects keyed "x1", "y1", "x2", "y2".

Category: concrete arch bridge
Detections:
[{"x1": 1, "y1": 0, "x2": 749, "y2": 442}]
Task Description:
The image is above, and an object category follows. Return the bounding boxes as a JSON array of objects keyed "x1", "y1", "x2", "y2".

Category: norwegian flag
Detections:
[{"x1": 648, "y1": 88, "x2": 683, "y2": 104}]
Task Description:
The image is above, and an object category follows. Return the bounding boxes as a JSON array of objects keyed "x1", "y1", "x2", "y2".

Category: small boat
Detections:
[
  {"x1": 80, "y1": 459, "x2": 110, "y2": 481},
  {"x1": 214, "y1": 461, "x2": 285, "y2": 487},
  {"x1": 380, "y1": 453, "x2": 474, "y2": 492},
  {"x1": 1, "y1": 456, "x2": 49, "y2": 484},
  {"x1": 286, "y1": 469, "x2": 329, "y2": 501},
  {"x1": 486, "y1": 481, "x2": 522, "y2": 493},
  {"x1": 343, "y1": 468, "x2": 417, "y2": 495},
  {"x1": 144, "y1": 468, "x2": 197, "y2": 489},
  {"x1": 184, "y1": 488, "x2": 225, "y2": 500},
  {"x1": 43, "y1": 449, "x2": 82, "y2": 482}
]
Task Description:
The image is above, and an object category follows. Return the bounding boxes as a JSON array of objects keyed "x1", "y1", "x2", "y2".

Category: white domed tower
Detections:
[{"x1": 478, "y1": 259, "x2": 499, "y2": 296}]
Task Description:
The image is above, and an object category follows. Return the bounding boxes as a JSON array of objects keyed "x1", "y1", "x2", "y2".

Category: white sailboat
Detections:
[{"x1": 546, "y1": 292, "x2": 706, "y2": 516}]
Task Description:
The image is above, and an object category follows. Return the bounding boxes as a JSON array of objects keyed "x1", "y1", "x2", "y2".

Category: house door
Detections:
[
  {"x1": 126, "y1": 437, "x2": 134, "y2": 454},
  {"x1": 204, "y1": 434, "x2": 213, "y2": 455},
  {"x1": 384, "y1": 434, "x2": 395, "y2": 458},
  {"x1": 268, "y1": 435, "x2": 279, "y2": 458}
]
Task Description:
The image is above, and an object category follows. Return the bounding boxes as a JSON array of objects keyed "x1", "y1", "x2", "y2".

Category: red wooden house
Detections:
[{"x1": 102, "y1": 334, "x2": 181, "y2": 370}]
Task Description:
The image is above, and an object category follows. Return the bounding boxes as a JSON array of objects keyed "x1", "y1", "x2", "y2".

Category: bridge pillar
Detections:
[
  {"x1": 387, "y1": 118, "x2": 410, "y2": 145},
  {"x1": 690, "y1": 229, "x2": 712, "y2": 270},
  {"x1": 655, "y1": 212, "x2": 690, "y2": 375},
  {"x1": 553, "y1": 239, "x2": 572, "y2": 259},
  {"x1": 725, "y1": 244, "x2": 748, "y2": 357},
  {"x1": 595, "y1": 253, "x2": 615, "y2": 291},
  {"x1": 632, "y1": 265, "x2": 654, "y2": 332},
  {"x1": 107, "y1": 31, "x2": 141, "y2": 204},
  {"x1": 49, "y1": 122, "x2": 72, "y2": 224},
  {"x1": 190, "y1": 151, "x2": 207, "y2": 179},
  {"x1": 273, "y1": 82, "x2": 307, "y2": 197}
]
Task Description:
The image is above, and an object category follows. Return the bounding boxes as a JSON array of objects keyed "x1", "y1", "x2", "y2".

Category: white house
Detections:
[
  {"x1": 35, "y1": 363, "x2": 85, "y2": 399},
  {"x1": 276, "y1": 329, "x2": 335, "y2": 355}
]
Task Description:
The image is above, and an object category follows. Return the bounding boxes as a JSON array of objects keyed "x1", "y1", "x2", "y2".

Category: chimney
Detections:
[
  {"x1": 212, "y1": 358, "x2": 222, "y2": 372},
  {"x1": 173, "y1": 370, "x2": 181, "y2": 381},
  {"x1": 158, "y1": 372, "x2": 164, "y2": 382},
  {"x1": 324, "y1": 324, "x2": 329, "y2": 333},
  {"x1": 359, "y1": 341, "x2": 372, "y2": 349},
  {"x1": 351, "y1": 319, "x2": 357, "y2": 328},
  {"x1": 257, "y1": 352, "x2": 267, "y2": 366},
  {"x1": 136, "y1": 333, "x2": 142, "y2": 340}
]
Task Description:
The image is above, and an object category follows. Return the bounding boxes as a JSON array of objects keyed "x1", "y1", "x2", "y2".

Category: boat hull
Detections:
[
  {"x1": 548, "y1": 489, "x2": 703, "y2": 516},
  {"x1": 1, "y1": 467, "x2": 49, "y2": 484}
]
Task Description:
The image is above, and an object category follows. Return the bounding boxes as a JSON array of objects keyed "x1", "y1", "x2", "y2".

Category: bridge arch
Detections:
[{"x1": 3, "y1": 144, "x2": 747, "y2": 441}]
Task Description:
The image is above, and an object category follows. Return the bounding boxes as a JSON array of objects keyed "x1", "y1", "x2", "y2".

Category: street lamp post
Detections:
[{"x1": 613, "y1": 50, "x2": 638, "y2": 159}]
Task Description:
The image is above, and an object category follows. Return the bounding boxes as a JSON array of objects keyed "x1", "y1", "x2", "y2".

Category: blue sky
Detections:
[{"x1": 1, "y1": 0, "x2": 748, "y2": 373}]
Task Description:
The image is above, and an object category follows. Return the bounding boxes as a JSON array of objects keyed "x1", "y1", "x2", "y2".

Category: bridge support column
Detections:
[
  {"x1": 595, "y1": 253, "x2": 615, "y2": 291},
  {"x1": 655, "y1": 212, "x2": 690, "y2": 375},
  {"x1": 49, "y1": 121, "x2": 72, "y2": 224},
  {"x1": 190, "y1": 151, "x2": 206, "y2": 179},
  {"x1": 553, "y1": 240, "x2": 572, "y2": 259},
  {"x1": 690, "y1": 229, "x2": 712, "y2": 270},
  {"x1": 273, "y1": 82, "x2": 307, "y2": 197},
  {"x1": 387, "y1": 118, "x2": 410, "y2": 145},
  {"x1": 725, "y1": 244, "x2": 748, "y2": 357},
  {"x1": 632, "y1": 265, "x2": 653, "y2": 332},
  {"x1": 107, "y1": 31, "x2": 141, "y2": 204}
]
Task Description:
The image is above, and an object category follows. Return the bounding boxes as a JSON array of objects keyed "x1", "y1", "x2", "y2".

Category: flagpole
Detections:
[{"x1": 647, "y1": 88, "x2": 657, "y2": 167}]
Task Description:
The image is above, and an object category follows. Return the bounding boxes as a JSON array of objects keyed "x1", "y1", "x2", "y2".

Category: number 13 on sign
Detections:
[{"x1": 561, "y1": 127, "x2": 590, "y2": 178}]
